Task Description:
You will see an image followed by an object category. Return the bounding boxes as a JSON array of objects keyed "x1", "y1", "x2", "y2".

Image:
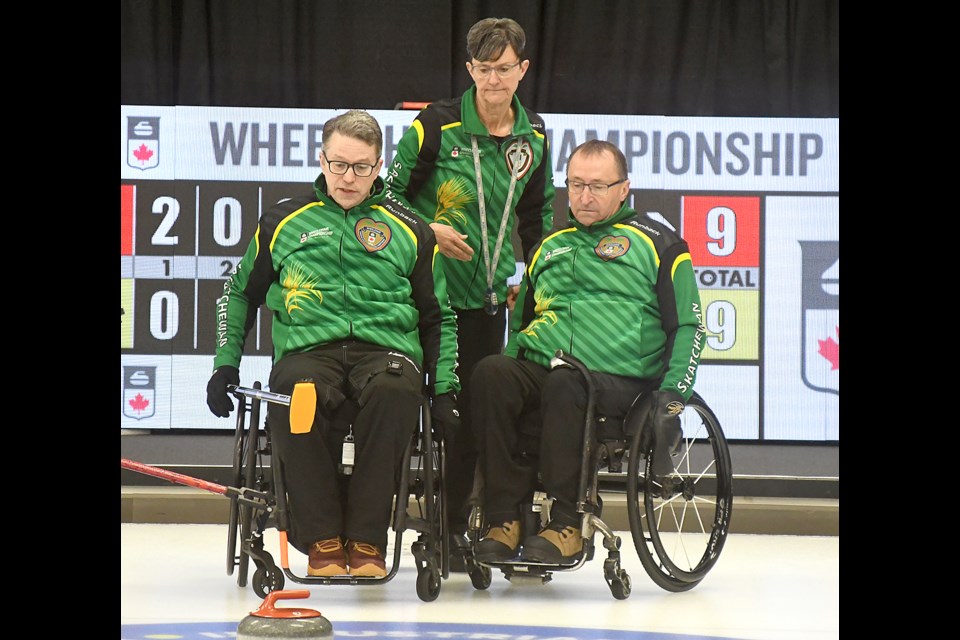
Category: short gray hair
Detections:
[
  {"x1": 322, "y1": 109, "x2": 383, "y2": 158},
  {"x1": 466, "y1": 17, "x2": 526, "y2": 62}
]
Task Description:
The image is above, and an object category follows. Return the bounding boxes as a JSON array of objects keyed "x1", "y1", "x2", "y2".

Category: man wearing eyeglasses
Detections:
[
  {"x1": 385, "y1": 18, "x2": 555, "y2": 566},
  {"x1": 470, "y1": 140, "x2": 706, "y2": 565},
  {"x1": 205, "y1": 110, "x2": 460, "y2": 579}
]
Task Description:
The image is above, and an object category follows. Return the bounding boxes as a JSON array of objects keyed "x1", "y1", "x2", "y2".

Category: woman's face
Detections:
[{"x1": 466, "y1": 45, "x2": 529, "y2": 110}]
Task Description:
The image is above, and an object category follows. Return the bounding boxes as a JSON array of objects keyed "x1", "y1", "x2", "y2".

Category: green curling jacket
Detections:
[
  {"x1": 212, "y1": 175, "x2": 460, "y2": 396},
  {"x1": 386, "y1": 86, "x2": 555, "y2": 310},
  {"x1": 506, "y1": 202, "x2": 705, "y2": 400}
]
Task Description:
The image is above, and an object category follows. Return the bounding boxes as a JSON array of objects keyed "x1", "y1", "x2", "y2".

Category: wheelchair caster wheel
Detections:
[
  {"x1": 416, "y1": 567, "x2": 441, "y2": 602},
  {"x1": 468, "y1": 563, "x2": 492, "y2": 590},
  {"x1": 609, "y1": 571, "x2": 631, "y2": 600},
  {"x1": 252, "y1": 565, "x2": 284, "y2": 599}
]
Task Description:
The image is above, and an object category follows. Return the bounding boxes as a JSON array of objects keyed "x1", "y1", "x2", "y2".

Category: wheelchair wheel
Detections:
[
  {"x1": 416, "y1": 566, "x2": 442, "y2": 602},
  {"x1": 426, "y1": 435, "x2": 445, "y2": 578},
  {"x1": 468, "y1": 563, "x2": 492, "y2": 590},
  {"x1": 226, "y1": 385, "x2": 264, "y2": 587},
  {"x1": 252, "y1": 564, "x2": 285, "y2": 599},
  {"x1": 626, "y1": 391, "x2": 733, "y2": 592},
  {"x1": 226, "y1": 406, "x2": 245, "y2": 577},
  {"x1": 609, "y1": 572, "x2": 631, "y2": 600},
  {"x1": 406, "y1": 406, "x2": 447, "y2": 602}
]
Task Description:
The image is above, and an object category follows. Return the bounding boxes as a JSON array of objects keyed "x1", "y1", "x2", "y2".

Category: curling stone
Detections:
[{"x1": 237, "y1": 589, "x2": 333, "y2": 639}]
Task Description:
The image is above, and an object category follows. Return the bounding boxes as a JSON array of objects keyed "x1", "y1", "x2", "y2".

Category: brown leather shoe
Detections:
[
  {"x1": 522, "y1": 521, "x2": 583, "y2": 564},
  {"x1": 307, "y1": 537, "x2": 348, "y2": 576},
  {"x1": 347, "y1": 541, "x2": 387, "y2": 577},
  {"x1": 475, "y1": 520, "x2": 521, "y2": 562}
]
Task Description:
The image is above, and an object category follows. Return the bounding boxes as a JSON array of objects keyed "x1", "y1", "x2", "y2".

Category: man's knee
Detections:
[
  {"x1": 366, "y1": 367, "x2": 418, "y2": 392},
  {"x1": 360, "y1": 371, "x2": 421, "y2": 417},
  {"x1": 472, "y1": 354, "x2": 514, "y2": 388},
  {"x1": 543, "y1": 367, "x2": 586, "y2": 404}
]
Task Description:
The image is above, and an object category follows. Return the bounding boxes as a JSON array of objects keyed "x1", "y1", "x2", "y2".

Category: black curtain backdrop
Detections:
[{"x1": 121, "y1": 0, "x2": 838, "y2": 117}]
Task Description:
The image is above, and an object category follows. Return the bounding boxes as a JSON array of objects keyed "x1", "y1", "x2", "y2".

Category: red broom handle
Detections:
[{"x1": 121, "y1": 458, "x2": 228, "y2": 495}]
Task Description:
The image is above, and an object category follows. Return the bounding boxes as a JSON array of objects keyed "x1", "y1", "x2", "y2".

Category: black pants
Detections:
[
  {"x1": 443, "y1": 307, "x2": 507, "y2": 533},
  {"x1": 267, "y1": 341, "x2": 422, "y2": 553},
  {"x1": 471, "y1": 355, "x2": 654, "y2": 528}
]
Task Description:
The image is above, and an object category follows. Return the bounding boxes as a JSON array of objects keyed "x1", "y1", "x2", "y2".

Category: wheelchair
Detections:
[
  {"x1": 224, "y1": 380, "x2": 450, "y2": 602},
  {"x1": 461, "y1": 351, "x2": 733, "y2": 599}
]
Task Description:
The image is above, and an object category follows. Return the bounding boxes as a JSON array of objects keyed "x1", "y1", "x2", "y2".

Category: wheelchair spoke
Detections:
[{"x1": 652, "y1": 492, "x2": 718, "y2": 572}]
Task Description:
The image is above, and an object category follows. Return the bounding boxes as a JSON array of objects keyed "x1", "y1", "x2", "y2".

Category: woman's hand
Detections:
[{"x1": 431, "y1": 223, "x2": 474, "y2": 261}]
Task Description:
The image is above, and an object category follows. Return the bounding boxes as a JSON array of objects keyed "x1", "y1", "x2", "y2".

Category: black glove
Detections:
[
  {"x1": 649, "y1": 390, "x2": 684, "y2": 477},
  {"x1": 431, "y1": 392, "x2": 461, "y2": 441},
  {"x1": 206, "y1": 366, "x2": 240, "y2": 418}
]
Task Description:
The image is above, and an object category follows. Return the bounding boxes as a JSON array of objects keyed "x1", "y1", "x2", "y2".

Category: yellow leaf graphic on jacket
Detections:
[
  {"x1": 435, "y1": 177, "x2": 475, "y2": 225},
  {"x1": 283, "y1": 263, "x2": 323, "y2": 313},
  {"x1": 521, "y1": 288, "x2": 558, "y2": 339}
]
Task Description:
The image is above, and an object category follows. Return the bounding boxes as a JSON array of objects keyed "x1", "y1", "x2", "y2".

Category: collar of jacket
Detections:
[
  {"x1": 569, "y1": 200, "x2": 637, "y2": 232},
  {"x1": 460, "y1": 85, "x2": 534, "y2": 138},
  {"x1": 312, "y1": 174, "x2": 387, "y2": 213}
]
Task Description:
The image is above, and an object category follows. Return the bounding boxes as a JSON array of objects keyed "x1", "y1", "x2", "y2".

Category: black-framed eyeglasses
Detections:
[
  {"x1": 469, "y1": 60, "x2": 522, "y2": 79},
  {"x1": 324, "y1": 157, "x2": 378, "y2": 177},
  {"x1": 565, "y1": 178, "x2": 626, "y2": 196}
]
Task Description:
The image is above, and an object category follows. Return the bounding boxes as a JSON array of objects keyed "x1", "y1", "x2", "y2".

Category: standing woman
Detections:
[{"x1": 386, "y1": 17, "x2": 555, "y2": 552}]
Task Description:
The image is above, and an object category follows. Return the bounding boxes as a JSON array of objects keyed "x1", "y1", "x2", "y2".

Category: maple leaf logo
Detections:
[
  {"x1": 128, "y1": 393, "x2": 151, "y2": 415},
  {"x1": 133, "y1": 144, "x2": 154, "y2": 164},
  {"x1": 817, "y1": 326, "x2": 839, "y2": 370}
]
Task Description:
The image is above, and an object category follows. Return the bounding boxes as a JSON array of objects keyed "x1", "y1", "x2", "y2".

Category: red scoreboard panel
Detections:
[{"x1": 682, "y1": 195, "x2": 760, "y2": 362}]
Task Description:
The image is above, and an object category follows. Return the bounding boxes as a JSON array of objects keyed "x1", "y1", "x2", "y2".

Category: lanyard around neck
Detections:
[{"x1": 472, "y1": 135, "x2": 521, "y2": 312}]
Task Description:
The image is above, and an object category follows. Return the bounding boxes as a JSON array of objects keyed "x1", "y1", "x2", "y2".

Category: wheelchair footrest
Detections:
[{"x1": 503, "y1": 567, "x2": 552, "y2": 585}]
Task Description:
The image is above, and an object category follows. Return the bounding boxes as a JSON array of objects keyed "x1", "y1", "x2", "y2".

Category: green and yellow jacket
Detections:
[
  {"x1": 507, "y1": 202, "x2": 705, "y2": 400},
  {"x1": 386, "y1": 86, "x2": 555, "y2": 310},
  {"x1": 212, "y1": 175, "x2": 460, "y2": 396}
]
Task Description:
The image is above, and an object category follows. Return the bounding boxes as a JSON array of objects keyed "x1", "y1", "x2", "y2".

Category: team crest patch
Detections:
[
  {"x1": 504, "y1": 139, "x2": 534, "y2": 179},
  {"x1": 355, "y1": 218, "x2": 391, "y2": 252},
  {"x1": 595, "y1": 235, "x2": 630, "y2": 261}
]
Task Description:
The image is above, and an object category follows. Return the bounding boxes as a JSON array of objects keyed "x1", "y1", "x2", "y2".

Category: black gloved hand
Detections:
[
  {"x1": 431, "y1": 392, "x2": 461, "y2": 441},
  {"x1": 649, "y1": 389, "x2": 684, "y2": 477},
  {"x1": 206, "y1": 366, "x2": 240, "y2": 418}
]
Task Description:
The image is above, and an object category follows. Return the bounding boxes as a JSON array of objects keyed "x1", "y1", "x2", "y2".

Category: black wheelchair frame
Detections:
[
  {"x1": 224, "y1": 382, "x2": 450, "y2": 602},
  {"x1": 459, "y1": 351, "x2": 734, "y2": 598}
]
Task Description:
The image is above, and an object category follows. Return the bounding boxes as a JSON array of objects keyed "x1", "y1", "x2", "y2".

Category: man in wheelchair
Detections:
[
  {"x1": 205, "y1": 110, "x2": 461, "y2": 579},
  {"x1": 472, "y1": 140, "x2": 706, "y2": 565}
]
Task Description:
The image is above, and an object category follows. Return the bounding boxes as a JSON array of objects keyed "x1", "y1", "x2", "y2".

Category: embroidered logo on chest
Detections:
[
  {"x1": 355, "y1": 218, "x2": 392, "y2": 252},
  {"x1": 504, "y1": 139, "x2": 534, "y2": 180},
  {"x1": 544, "y1": 246, "x2": 572, "y2": 261},
  {"x1": 595, "y1": 235, "x2": 630, "y2": 261},
  {"x1": 300, "y1": 227, "x2": 334, "y2": 243}
]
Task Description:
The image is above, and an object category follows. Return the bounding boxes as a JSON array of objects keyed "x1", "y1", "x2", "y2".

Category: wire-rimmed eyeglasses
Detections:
[{"x1": 469, "y1": 60, "x2": 522, "y2": 79}]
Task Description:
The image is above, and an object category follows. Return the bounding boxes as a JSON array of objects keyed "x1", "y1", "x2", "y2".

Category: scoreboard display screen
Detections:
[{"x1": 121, "y1": 106, "x2": 839, "y2": 441}]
